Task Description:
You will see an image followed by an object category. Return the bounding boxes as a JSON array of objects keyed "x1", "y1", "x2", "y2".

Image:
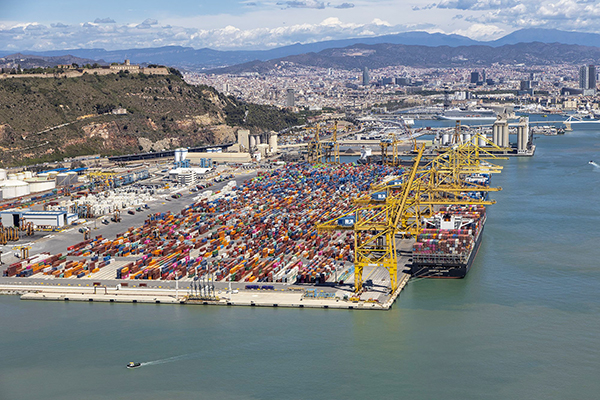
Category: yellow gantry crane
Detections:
[
  {"x1": 306, "y1": 124, "x2": 323, "y2": 164},
  {"x1": 379, "y1": 119, "x2": 419, "y2": 166},
  {"x1": 88, "y1": 171, "x2": 118, "y2": 189},
  {"x1": 318, "y1": 134, "x2": 506, "y2": 293},
  {"x1": 322, "y1": 121, "x2": 340, "y2": 164}
]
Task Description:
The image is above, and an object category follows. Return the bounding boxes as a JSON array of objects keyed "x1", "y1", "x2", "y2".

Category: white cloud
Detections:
[
  {"x1": 453, "y1": 23, "x2": 504, "y2": 39},
  {"x1": 371, "y1": 18, "x2": 391, "y2": 26},
  {"x1": 437, "y1": 0, "x2": 520, "y2": 10},
  {"x1": 467, "y1": 0, "x2": 600, "y2": 29},
  {"x1": 3, "y1": 0, "x2": 600, "y2": 52},
  {"x1": 94, "y1": 18, "x2": 116, "y2": 24},
  {"x1": 0, "y1": 17, "x2": 420, "y2": 51}
]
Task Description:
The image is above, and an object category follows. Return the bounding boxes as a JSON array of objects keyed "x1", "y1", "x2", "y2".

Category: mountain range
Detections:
[
  {"x1": 208, "y1": 42, "x2": 600, "y2": 73},
  {"x1": 2, "y1": 28, "x2": 600, "y2": 70}
]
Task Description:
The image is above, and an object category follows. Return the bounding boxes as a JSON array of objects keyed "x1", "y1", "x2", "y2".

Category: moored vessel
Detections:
[
  {"x1": 436, "y1": 107, "x2": 497, "y2": 122},
  {"x1": 410, "y1": 205, "x2": 486, "y2": 278}
]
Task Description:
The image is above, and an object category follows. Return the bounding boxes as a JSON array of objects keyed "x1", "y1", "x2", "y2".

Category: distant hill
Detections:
[
  {"x1": 207, "y1": 42, "x2": 600, "y2": 73},
  {"x1": 0, "y1": 72, "x2": 299, "y2": 166},
  {"x1": 0, "y1": 53, "x2": 105, "y2": 70},
  {"x1": 1, "y1": 32, "x2": 479, "y2": 69},
  {"x1": 491, "y1": 28, "x2": 600, "y2": 48},
  {"x1": 3, "y1": 28, "x2": 600, "y2": 70}
]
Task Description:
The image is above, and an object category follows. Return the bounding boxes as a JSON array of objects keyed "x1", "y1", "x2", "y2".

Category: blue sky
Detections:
[{"x1": 0, "y1": 0, "x2": 598, "y2": 51}]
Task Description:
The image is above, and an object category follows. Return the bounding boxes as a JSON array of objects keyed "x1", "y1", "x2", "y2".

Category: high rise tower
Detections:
[
  {"x1": 579, "y1": 65, "x2": 597, "y2": 91},
  {"x1": 286, "y1": 88, "x2": 295, "y2": 107}
]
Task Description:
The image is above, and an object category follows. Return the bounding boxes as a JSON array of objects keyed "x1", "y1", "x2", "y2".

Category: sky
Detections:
[{"x1": 0, "y1": 0, "x2": 599, "y2": 51}]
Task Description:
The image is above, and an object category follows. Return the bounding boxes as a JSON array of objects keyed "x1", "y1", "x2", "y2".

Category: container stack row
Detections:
[{"x1": 56, "y1": 163, "x2": 405, "y2": 283}]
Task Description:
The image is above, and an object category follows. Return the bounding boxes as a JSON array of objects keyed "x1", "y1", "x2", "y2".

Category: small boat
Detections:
[
  {"x1": 127, "y1": 362, "x2": 141, "y2": 369},
  {"x1": 590, "y1": 161, "x2": 595, "y2": 165}
]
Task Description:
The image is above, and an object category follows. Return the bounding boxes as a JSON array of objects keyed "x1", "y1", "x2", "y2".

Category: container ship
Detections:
[{"x1": 410, "y1": 204, "x2": 486, "y2": 278}]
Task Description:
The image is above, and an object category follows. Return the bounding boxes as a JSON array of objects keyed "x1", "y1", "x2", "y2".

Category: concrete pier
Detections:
[{"x1": 2, "y1": 277, "x2": 409, "y2": 310}]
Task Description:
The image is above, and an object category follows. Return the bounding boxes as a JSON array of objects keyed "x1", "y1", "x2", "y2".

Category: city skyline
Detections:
[{"x1": 2, "y1": 0, "x2": 600, "y2": 51}]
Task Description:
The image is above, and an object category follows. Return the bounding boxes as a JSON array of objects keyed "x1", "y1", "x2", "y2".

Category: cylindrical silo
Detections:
[
  {"x1": 27, "y1": 179, "x2": 56, "y2": 193},
  {"x1": 442, "y1": 134, "x2": 450, "y2": 146},
  {"x1": 269, "y1": 133, "x2": 278, "y2": 153},
  {"x1": 67, "y1": 172, "x2": 78, "y2": 185},
  {"x1": 0, "y1": 169, "x2": 7, "y2": 181},
  {"x1": 56, "y1": 173, "x2": 69, "y2": 186},
  {"x1": 1, "y1": 180, "x2": 29, "y2": 199}
]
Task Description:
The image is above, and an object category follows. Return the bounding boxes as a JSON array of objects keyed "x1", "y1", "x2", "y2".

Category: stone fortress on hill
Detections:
[{"x1": 0, "y1": 59, "x2": 169, "y2": 79}]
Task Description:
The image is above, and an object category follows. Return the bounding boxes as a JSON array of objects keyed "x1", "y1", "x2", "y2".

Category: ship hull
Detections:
[
  {"x1": 437, "y1": 116, "x2": 497, "y2": 122},
  {"x1": 410, "y1": 221, "x2": 484, "y2": 279}
]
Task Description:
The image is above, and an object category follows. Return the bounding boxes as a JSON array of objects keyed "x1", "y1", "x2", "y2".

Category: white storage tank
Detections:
[
  {"x1": 442, "y1": 134, "x2": 450, "y2": 146},
  {"x1": 0, "y1": 180, "x2": 30, "y2": 199},
  {"x1": 26, "y1": 179, "x2": 57, "y2": 193},
  {"x1": 7, "y1": 173, "x2": 17, "y2": 180},
  {"x1": 67, "y1": 172, "x2": 78, "y2": 185},
  {"x1": 24, "y1": 171, "x2": 33, "y2": 179},
  {"x1": 0, "y1": 169, "x2": 7, "y2": 181},
  {"x1": 16, "y1": 172, "x2": 25, "y2": 181},
  {"x1": 56, "y1": 173, "x2": 69, "y2": 186}
]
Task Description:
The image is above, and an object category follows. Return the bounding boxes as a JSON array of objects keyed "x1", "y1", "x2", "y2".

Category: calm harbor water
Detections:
[{"x1": 2, "y1": 127, "x2": 600, "y2": 400}]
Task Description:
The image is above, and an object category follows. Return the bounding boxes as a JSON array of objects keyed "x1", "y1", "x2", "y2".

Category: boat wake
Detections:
[
  {"x1": 590, "y1": 161, "x2": 600, "y2": 168},
  {"x1": 139, "y1": 351, "x2": 205, "y2": 367}
]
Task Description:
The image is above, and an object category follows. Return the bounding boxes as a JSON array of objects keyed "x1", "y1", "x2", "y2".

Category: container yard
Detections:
[
  {"x1": 0, "y1": 129, "x2": 506, "y2": 311},
  {"x1": 1, "y1": 162, "x2": 414, "y2": 310}
]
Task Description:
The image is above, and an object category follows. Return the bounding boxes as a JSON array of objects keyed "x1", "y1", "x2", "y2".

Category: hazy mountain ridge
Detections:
[
  {"x1": 3, "y1": 28, "x2": 600, "y2": 69},
  {"x1": 207, "y1": 42, "x2": 600, "y2": 73}
]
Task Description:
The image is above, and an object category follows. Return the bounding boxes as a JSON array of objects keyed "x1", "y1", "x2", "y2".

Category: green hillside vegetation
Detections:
[{"x1": 0, "y1": 71, "x2": 300, "y2": 166}]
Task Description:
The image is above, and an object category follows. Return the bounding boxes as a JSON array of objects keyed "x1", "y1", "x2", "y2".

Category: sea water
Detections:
[{"x1": 1, "y1": 128, "x2": 600, "y2": 400}]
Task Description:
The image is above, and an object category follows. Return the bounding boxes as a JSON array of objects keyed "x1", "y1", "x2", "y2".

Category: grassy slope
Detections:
[{"x1": 0, "y1": 71, "x2": 300, "y2": 166}]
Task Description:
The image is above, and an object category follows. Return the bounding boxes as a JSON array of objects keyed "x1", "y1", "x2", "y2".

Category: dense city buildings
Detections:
[{"x1": 188, "y1": 63, "x2": 597, "y2": 115}]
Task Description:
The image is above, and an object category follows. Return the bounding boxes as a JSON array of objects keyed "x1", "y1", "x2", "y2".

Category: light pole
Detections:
[{"x1": 175, "y1": 270, "x2": 179, "y2": 300}]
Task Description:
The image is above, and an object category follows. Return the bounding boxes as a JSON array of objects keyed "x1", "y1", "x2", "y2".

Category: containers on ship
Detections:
[{"x1": 412, "y1": 204, "x2": 487, "y2": 278}]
